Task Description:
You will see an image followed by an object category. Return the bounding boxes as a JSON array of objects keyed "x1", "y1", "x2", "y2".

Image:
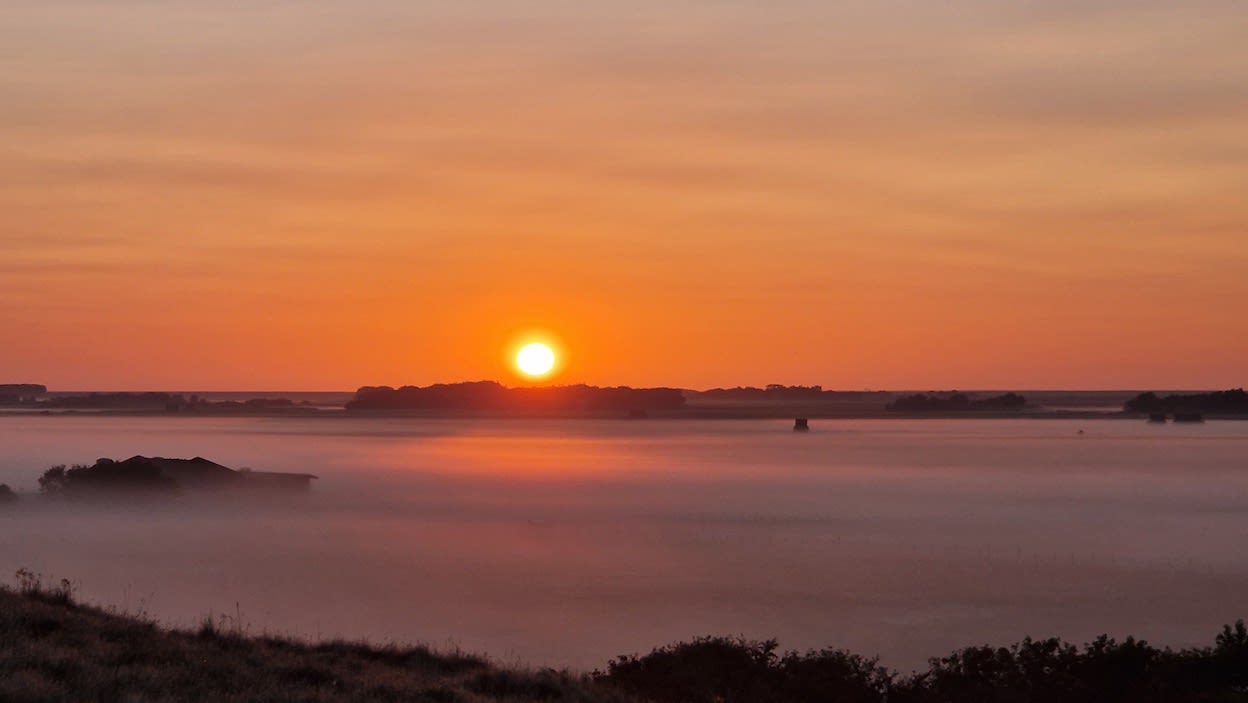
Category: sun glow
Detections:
[{"x1": 515, "y1": 342, "x2": 556, "y2": 377}]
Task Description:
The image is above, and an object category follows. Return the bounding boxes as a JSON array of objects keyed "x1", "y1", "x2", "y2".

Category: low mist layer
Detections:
[{"x1": 1, "y1": 416, "x2": 1246, "y2": 670}]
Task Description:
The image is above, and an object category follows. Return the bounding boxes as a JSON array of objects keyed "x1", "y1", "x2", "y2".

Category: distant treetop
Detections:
[
  {"x1": 886, "y1": 392, "x2": 1026, "y2": 413},
  {"x1": 1124, "y1": 389, "x2": 1248, "y2": 414}
]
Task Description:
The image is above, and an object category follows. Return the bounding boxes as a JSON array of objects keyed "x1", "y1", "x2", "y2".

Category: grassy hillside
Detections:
[
  {"x1": 3, "y1": 575, "x2": 1246, "y2": 702},
  {"x1": 0, "y1": 579, "x2": 632, "y2": 703}
]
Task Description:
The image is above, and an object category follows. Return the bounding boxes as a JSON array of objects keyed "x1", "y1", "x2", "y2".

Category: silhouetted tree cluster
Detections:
[
  {"x1": 38, "y1": 459, "x2": 177, "y2": 496},
  {"x1": 346, "y1": 382, "x2": 687, "y2": 414},
  {"x1": 1125, "y1": 389, "x2": 1248, "y2": 415},
  {"x1": 595, "y1": 623, "x2": 1248, "y2": 703},
  {"x1": 0, "y1": 484, "x2": 16, "y2": 504},
  {"x1": 693, "y1": 384, "x2": 828, "y2": 402},
  {"x1": 887, "y1": 392, "x2": 1026, "y2": 413},
  {"x1": 700, "y1": 385, "x2": 827, "y2": 399}
]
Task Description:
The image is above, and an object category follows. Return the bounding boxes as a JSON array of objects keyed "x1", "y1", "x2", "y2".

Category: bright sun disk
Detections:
[{"x1": 516, "y1": 342, "x2": 556, "y2": 377}]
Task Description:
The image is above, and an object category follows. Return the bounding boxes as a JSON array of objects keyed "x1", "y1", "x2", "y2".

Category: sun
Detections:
[{"x1": 515, "y1": 342, "x2": 556, "y2": 377}]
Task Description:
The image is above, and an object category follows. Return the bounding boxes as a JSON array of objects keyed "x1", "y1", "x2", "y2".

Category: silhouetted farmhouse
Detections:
[
  {"x1": 0, "y1": 383, "x2": 46, "y2": 405},
  {"x1": 38, "y1": 456, "x2": 316, "y2": 496}
]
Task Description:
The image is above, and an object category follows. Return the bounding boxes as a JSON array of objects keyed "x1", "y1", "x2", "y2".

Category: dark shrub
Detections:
[
  {"x1": 777, "y1": 648, "x2": 890, "y2": 703},
  {"x1": 597, "y1": 637, "x2": 783, "y2": 703}
]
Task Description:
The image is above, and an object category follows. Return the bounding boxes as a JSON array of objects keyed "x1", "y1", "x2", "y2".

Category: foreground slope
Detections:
[
  {"x1": 3, "y1": 582, "x2": 1246, "y2": 702},
  {"x1": 0, "y1": 586, "x2": 630, "y2": 703}
]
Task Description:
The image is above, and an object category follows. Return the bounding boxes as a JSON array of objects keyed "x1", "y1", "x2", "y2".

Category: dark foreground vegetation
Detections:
[
  {"x1": 0, "y1": 575, "x2": 630, "y2": 703},
  {"x1": 3, "y1": 574, "x2": 1246, "y2": 703},
  {"x1": 599, "y1": 633, "x2": 1248, "y2": 703}
]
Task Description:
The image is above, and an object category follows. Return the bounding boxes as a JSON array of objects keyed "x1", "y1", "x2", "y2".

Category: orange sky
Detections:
[{"x1": 3, "y1": 1, "x2": 1245, "y2": 390}]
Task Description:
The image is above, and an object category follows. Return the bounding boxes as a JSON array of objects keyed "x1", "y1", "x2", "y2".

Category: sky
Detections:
[{"x1": 3, "y1": 0, "x2": 1245, "y2": 391}]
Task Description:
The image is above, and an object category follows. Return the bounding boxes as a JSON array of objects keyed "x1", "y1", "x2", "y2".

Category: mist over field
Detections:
[{"x1": 2, "y1": 416, "x2": 1246, "y2": 671}]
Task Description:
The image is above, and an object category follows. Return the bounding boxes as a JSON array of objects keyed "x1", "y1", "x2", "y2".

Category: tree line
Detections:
[
  {"x1": 347, "y1": 381, "x2": 687, "y2": 413},
  {"x1": 1125, "y1": 389, "x2": 1248, "y2": 414},
  {"x1": 887, "y1": 393, "x2": 1026, "y2": 413}
]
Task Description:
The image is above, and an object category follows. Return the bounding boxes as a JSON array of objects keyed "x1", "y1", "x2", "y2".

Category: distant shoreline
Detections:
[
  {"x1": 4, "y1": 408, "x2": 1247, "y2": 421},
  {"x1": 5, "y1": 386, "x2": 1245, "y2": 420}
]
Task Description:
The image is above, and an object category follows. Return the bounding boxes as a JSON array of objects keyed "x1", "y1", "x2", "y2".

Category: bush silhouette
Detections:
[
  {"x1": 777, "y1": 648, "x2": 893, "y2": 703},
  {"x1": 598, "y1": 626, "x2": 1248, "y2": 703},
  {"x1": 596, "y1": 637, "x2": 785, "y2": 703}
]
